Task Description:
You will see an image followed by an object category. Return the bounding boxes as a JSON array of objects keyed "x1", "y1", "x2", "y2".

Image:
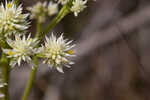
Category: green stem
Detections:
[
  {"x1": 37, "y1": 5, "x2": 71, "y2": 39},
  {"x1": 21, "y1": 16, "x2": 42, "y2": 100},
  {"x1": 21, "y1": 57, "x2": 38, "y2": 100},
  {"x1": 35, "y1": 21, "x2": 42, "y2": 37},
  {"x1": 1, "y1": 54, "x2": 10, "y2": 100},
  {"x1": 21, "y1": 1, "x2": 72, "y2": 100}
]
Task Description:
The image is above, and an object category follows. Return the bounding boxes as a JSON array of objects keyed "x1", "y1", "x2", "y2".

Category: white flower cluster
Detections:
[
  {"x1": 38, "y1": 34, "x2": 75, "y2": 73},
  {"x1": 0, "y1": 1, "x2": 29, "y2": 36},
  {"x1": 27, "y1": 2, "x2": 47, "y2": 23},
  {"x1": 3, "y1": 35, "x2": 39, "y2": 67},
  {"x1": 48, "y1": 2, "x2": 59, "y2": 16},
  {"x1": 71, "y1": 0, "x2": 87, "y2": 16},
  {"x1": 56, "y1": 0, "x2": 87, "y2": 16},
  {"x1": 27, "y1": 0, "x2": 87, "y2": 22},
  {"x1": 27, "y1": 1, "x2": 58, "y2": 23},
  {"x1": 57, "y1": 0, "x2": 69, "y2": 5},
  {"x1": 3, "y1": 33, "x2": 75, "y2": 73},
  {"x1": 0, "y1": 1, "x2": 86, "y2": 73}
]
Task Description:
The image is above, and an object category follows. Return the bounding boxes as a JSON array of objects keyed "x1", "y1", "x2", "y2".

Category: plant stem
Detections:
[
  {"x1": 37, "y1": 5, "x2": 71, "y2": 40},
  {"x1": 21, "y1": 1, "x2": 72, "y2": 100},
  {"x1": 1, "y1": 54, "x2": 10, "y2": 100},
  {"x1": 21, "y1": 56, "x2": 38, "y2": 100},
  {"x1": 21, "y1": 16, "x2": 42, "y2": 100},
  {"x1": 35, "y1": 21, "x2": 41, "y2": 37}
]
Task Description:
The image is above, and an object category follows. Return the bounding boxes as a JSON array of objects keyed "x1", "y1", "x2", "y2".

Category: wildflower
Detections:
[
  {"x1": 38, "y1": 34, "x2": 75, "y2": 73},
  {"x1": 71, "y1": 0, "x2": 87, "y2": 16},
  {"x1": 47, "y1": 2, "x2": 58, "y2": 16},
  {"x1": 3, "y1": 35, "x2": 39, "y2": 67},
  {"x1": 57, "y1": 0, "x2": 68, "y2": 5},
  {"x1": 0, "y1": 1, "x2": 29, "y2": 36},
  {"x1": 27, "y1": 2, "x2": 47, "y2": 23}
]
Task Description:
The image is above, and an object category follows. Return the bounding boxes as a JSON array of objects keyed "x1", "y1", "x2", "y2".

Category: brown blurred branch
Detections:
[
  {"x1": 80, "y1": 0, "x2": 121, "y2": 39},
  {"x1": 75, "y1": 5, "x2": 150, "y2": 61}
]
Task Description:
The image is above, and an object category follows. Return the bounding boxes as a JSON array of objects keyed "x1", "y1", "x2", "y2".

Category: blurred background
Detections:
[{"x1": 3, "y1": 0, "x2": 150, "y2": 100}]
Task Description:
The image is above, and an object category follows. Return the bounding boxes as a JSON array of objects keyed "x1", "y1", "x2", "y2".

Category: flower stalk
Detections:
[
  {"x1": 37, "y1": 4, "x2": 71, "y2": 39},
  {"x1": 21, "y1": 56, "x2": 38, "y2": 100},
  {"x1": 0, "y1": 54, "x2": 10, "y2": 100},
  {"x1": 21, "y1": 3, "x2": 72, "y2": 100},
  {"x1": 36, "y1": 21, "x2": 42, "y2": 37},
  {"x1": 21, "y1": 19, "x2": 41, "y2": 100}
]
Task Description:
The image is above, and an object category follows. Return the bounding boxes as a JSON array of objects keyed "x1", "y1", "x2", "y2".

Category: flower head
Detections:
[
  {"x1": 38, "y1": 34, "x2": 75, "y2": 73},
  {"x1": 48, "y1": 2, "x2": 58, "y2": 16},
  {"x1": 71, "y1": 0, "x2": 87, "y2": 16},
  {"x1": 3, "y1": 34, "x2": 39, "y2": 67},
  {"x1": 0, "y1": 1, "x2": 29, "y2": 36},
  {"x1": 27, "y1": 2, "x2": 47, "y2": 23},
  {"x1": 57, "y1": 0, "x2": 69, "y2": 5}
]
